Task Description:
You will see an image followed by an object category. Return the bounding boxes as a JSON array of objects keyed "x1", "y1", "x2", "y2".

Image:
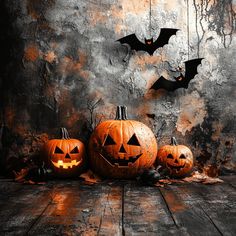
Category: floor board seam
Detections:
[
  {"x1": 158, "y1": 187, "x2": 179, "y2": 229},
  {"x1": 97, "y1": 186, "x2": 111, "y2": 236},
  {"x1": 174, "y1": 184, "x2": 226, "y2": 236},
  {"x1": 198, "y1": 204, "x2": 224, "y2": 236},
  {"x1": 24, "y1": 188, "x2": 55, "y2": 235},
  {"x1": 227, "y1": 182, "x2": 236, "y2": 190},
  {"x1": 121, "y1": 183, "x2": 125, "y2": 236}
]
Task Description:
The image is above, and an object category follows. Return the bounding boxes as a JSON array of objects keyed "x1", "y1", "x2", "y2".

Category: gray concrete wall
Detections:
[{"x1": 1, "y1": 0, "x2": 235, "y2": 174}]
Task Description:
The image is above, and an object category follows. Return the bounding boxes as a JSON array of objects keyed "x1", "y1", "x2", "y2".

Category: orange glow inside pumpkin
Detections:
[{"x1": 51, "y1": 159, "x2": 82, "y2": 169}]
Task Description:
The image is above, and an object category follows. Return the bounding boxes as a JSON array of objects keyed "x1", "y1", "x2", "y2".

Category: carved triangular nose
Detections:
[
  {"x1": 119, "y1": 144, "x2": 126, "y2": 153},
  {"x1": 174, "y1": 159, "x2": 179, "y2": 164},
  {"x1": 65, "y1": 153, "x2": 71, "y2": 159}
]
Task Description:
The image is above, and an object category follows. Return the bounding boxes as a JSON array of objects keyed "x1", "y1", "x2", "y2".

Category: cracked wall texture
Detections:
[{"x1": 0, "y1": 0, "x2": 235, "y2": 174}]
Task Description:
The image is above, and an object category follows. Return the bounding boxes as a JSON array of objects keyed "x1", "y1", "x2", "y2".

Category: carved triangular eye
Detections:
[
  {"x1": 55, "y1": 146, "x2": 64, "y2": 154},
  {"x1": 167, "y1": 154, "x2": 174, "y2": 159},
  {"x1": 104, "y1": 134, "x2": 116, "y2": 146},
  {"x1": 127, "y1": 134, "x2": 140, "y2": 146},
  {"x1": 70, "y1": 146, "x2": 79, "y2": 154},
  {"x1": 180, "y1": 154, "x2": 186, "y2": 159}
]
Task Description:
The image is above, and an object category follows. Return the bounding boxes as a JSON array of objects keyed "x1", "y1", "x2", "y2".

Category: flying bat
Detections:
[
  {"x1": 150, "y1": 58, "x2": 204, "y2": 91},
  {"x1": 117, "y1": 28, "x2": 179, "y2": 56}
]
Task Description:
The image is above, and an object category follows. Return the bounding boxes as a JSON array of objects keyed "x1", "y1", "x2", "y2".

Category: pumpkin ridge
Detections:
[{"x1": 49, "y1": 140, "x2": 57, "y2": 156}]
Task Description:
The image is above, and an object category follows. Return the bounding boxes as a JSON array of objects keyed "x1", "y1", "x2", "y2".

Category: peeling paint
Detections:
[
  {"x1": 27, "y1": 0, "x2": 55, "y2": 20},
  {"x1": 58, "y1": 49, "x2": 89, "y2": 79},
  {"x1": 176, "y1": 91, "x2": 207, "y2": 135},
  {"x1": 88, "y1": 5, "x2": 108, "y2": 27},
  {"x1": 118, "y1": 0, "x2": 151, "y2": 15},
  {"x1": 114, "y1": 23, "x2": 127, "y2": 35},
  {"x1": 132, "y1": 54, "x2": 164, "y2": 70},
  {"x1": 23, "y1": 44, "x2": 40, "y2": 62},
  {"x1": 44, "y1": 51, "x2": 57, "y2": 63},
  {"x1": 211, "y1": 121, "x2": 224, "y2": 141}
]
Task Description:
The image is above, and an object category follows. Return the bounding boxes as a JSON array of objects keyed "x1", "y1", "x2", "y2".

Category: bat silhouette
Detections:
[
  {"x1": 117, "y1": 28, "x2": 179, "y2": 56},
  {"x1": 150, "y1": 58, "x2": 204, "y2": 91}
]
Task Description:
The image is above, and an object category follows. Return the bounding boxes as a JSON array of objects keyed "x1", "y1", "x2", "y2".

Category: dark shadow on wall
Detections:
[{"x1": 0, "y1": 0, "x2": 23, "y2": 175}]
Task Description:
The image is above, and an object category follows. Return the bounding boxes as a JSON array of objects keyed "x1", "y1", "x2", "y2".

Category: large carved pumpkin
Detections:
[
  {"x1": 44, "y1": 128, "x2": 85, "y2": 177},
  {"x1": 89, "y1": 106, "x2": 157, "y2": 178},
  {"x1": 157, "y1": 137, "x2": 193, "y2": 177}
]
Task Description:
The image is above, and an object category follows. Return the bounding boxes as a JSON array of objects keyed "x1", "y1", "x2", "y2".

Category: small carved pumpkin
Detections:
[
  {"x1": 157, "y1": 137, "x2": 193, "y2": 177},
  {"x1": 44, "y1": 128, "x2": 85, "y2": 177},
  {"x1": 89, "y1": 106, "x2": 157, "y2": 179}
]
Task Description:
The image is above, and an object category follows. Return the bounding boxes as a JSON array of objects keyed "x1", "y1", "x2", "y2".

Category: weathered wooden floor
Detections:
[{"x1": 0, "y1": 176, "x2": 235, "y2": 236}]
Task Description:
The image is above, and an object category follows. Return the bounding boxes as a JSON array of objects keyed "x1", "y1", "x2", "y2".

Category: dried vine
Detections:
[
  {"x1": 86, "y1": 98, "x2": 103, "y2": 132},
  {"x1": 193, "y1": 0, "x2": 236, "y2": 55}
]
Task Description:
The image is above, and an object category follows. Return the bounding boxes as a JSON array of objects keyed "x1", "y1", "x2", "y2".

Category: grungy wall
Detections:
[{"x1": 0, "y1": 0, "x2": 235, "y2": 174}]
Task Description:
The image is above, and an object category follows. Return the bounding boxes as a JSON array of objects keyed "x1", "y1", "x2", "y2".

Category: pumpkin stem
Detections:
[
  {"x1": 171, "y1": 137, "x2": 178, "y2": 146},
  {"x1": 115, "y1": 106, "x2": 128, "y2": 120},
  {"x1": 121, "y1": 106, "x2": 128, "y2": 120},
  {"x1": 60, "y1": 127, "x2": 70, "y2": 139},
  {"x1": 115, "y1": 106, "x2": 122, "y2": 120}
]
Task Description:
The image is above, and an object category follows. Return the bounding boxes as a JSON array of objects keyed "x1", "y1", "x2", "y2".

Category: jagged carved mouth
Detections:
[
  {"x1": 167, "y1": 163, "x2": 185, "y2": 172},
  {"x1": 99, "y1": 152, "x2": 143, "y2": 167},
  {"x1": 51, "y1": 160, "x2": 82, "y2": 169}
]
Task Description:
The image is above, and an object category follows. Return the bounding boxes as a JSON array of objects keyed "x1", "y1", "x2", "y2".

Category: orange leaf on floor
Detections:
[
  {"x1": 80, "y1": 170, "x2": 102, "y2": 184},
  {"x1": 182, "y1": 171, "x2": 223, "y2": 184},
  {"x1": 13, "y1": 168, "x2": 29, "y2": 182}
]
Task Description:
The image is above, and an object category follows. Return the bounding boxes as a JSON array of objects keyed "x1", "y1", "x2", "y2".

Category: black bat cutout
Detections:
[
  {"x1": 117, "y1": 28, "x2": 179, "y2": 56},
  {"x1": 150, "y1": 58, "x2": 204, "y2": 91}
]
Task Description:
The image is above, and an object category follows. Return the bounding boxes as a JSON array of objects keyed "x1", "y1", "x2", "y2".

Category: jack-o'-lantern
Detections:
[
  {"x1": 44, "y1": 128, "x2": 85, "y2": 177},
  {"x1": 157, "y1": 137, "x2": 193, "y2": 177},
  {"x1": 89, "y1": 106, "x2": 157, "y2": 179}
]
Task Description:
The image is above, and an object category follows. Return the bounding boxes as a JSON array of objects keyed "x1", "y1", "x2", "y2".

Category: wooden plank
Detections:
[
  {"x1": 97, "y1": 184, "x2": 122, "y2": 236},
  {"x1": 173, "y1": 182, "x2": 236, "y2": 236},
  {"x1": 123, "y1": 182, "x2": 183, "y2": 236},
  {"x1": 221, "y1": 175, "x2": 236, "y2": 189},
  {"x1": 0, "y1": 178, "x2": 235, "y2": 235},
  {"x1": 27, "y1": 182, "x2": 122, "y2": 236},
  {"x1": 0, "y1": 184, "x2": 53, "y2": 235},
  {"x1": 159, "y1": 184, "x2": 222, "y2": 236},
  {"x1": 0, "y1": 180, "x2": 22, "y2": 198}
]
